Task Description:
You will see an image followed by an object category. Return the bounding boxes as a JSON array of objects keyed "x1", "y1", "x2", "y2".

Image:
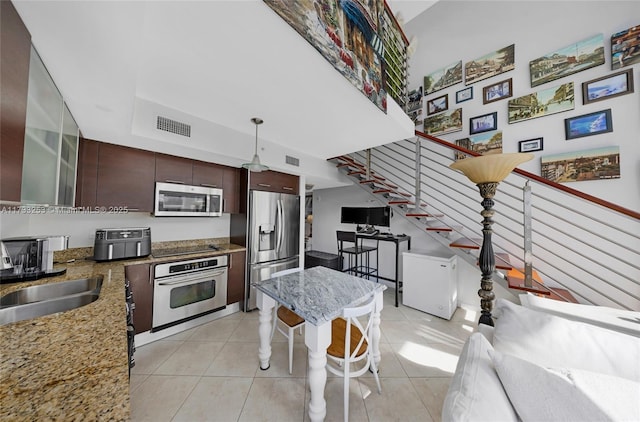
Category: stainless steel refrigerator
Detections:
[{"x1": 245, "y1": 190, "x2": 300, "y2": 310}]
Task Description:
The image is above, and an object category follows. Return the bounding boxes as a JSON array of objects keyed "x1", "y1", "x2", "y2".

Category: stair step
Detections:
[
  {"x1": 337, "y1": 162, "x2": 364, "y2": 170},
  {"x1": 373, "y1": 189, "x2": 394, "y2": 194},
  {"x1": 449, "y1": 237, "x2": 482, "y2": 249},
  {"x1": 407, "y1": 212, "x2": 445, "y2": 218},
  {"x1": 507, "y1": 268, "x2": 550, "y2": 295},
  {"x1": 494, "y1": 253, "x2": 513, "y2": 271},
  {"x1": 545, "y1": 287, "x2": 579, "y2": 303}
]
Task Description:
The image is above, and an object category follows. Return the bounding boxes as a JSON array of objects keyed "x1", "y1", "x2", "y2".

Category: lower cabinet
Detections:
[
  {"x1": 227, "y1": 250, "x2": 246, "y2": 305},
  {"x1": 125, "y1": 263, "x2": 153, "y2": 333}
]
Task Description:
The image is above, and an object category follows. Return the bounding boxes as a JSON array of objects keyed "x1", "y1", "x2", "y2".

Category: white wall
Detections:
[{"x1": 406, "y1": 0, "x2": 640, "y2": 212}]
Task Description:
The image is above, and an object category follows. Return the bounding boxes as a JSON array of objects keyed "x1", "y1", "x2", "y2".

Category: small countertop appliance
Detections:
[
  {"x1": 0, "y1": 235, "x2": 69, "y2": 283},
  {"x1": 94, "y1": 227, "x2": 151, "y2": 261}
]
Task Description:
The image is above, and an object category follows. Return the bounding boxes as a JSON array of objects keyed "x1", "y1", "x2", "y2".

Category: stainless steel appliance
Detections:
[
  {"x1": 154, "y1": 182, "x2": 223, "y2": 217},
  {"x1": 246, "y1": 190, "x2": 300, "y2": 311},
  {"x1": 0, "y1": 236, "x2": 69, "y2": 282},
  {"x1": 0, "y1": 242, "x2": 13, "y2": 271},
  {"x1": 152, "y1": 255, "x2": 228, "y2": 330},
  {"x1": 94, "y1": 228, "x2": 151, "y2": 261}
]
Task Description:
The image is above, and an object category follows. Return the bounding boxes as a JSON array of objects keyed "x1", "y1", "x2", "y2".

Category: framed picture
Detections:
[
  {"x1": 469, "y1": 111, "x2": 497, "y2": 135},
  {"x1": 424, "y1": 108, "x2": 463, "y2": 136},
  {"x1": 456, "y1": 87, "x2": 473, "y2": 103},
  {"x1": 465, "y1": 44, "x2": 515, "y2": 85},
  {"x1": 582, "y1": 68, "x2": 634, "y2": 104},
  {"x1": 530, "y1": 34, "x2": 605, "y2": 87},
  {"x1": 508, "y1": 82, "x2": 575, "y2": 124},
  {"x1": 424, "y1": 61, "x2": 463, "y2": 95},
  {"x1": 427, "y1": 94, "x2": 448, "y2": 115},
  {"x1": 483, "y1": 78, "x2": 513, "y2": 104},
  {"x1": 565, "y1": 109, "x2": 613, "y2": 140},
  {"x1": 541, "y1": 146, "x2": 620, "y2": 183},
  {"x1": 455, "y1": 131, "x2": 503, "y2": 159},
  {"x1": 611, "y1": 25, "x2": 640, "y2": 70},
  {"x1": 518, "y1": 137, "x2": 543, "y2": 153}
]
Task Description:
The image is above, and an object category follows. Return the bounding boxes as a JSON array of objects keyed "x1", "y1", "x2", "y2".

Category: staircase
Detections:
[{"x1": 328, "y1": 134, "x2": 640, "y2": 311}]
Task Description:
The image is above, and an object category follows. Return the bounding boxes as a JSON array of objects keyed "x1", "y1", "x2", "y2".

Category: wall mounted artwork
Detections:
[
  {"x1": 483, "y1": 78, "x2": 513, "y2": 104},
  {"x1": 264, "y1": 0, "x2": 387, "y2": 112},
  {"x1": 407, "y1": 87, "x2": 423, "y2": 126},
  {"x1": 469, "y1": 111, "x2": 497, "y2": 135},
  {"x1": 424, "y1": 108, "x2": 462, "y2": 136},
  {"x1": 541, "y1": 146, "x2": 620, "y2": 183},
  {"x1": 427, "y1": 94, "x2": 448, "y2": 115},
  {"x1": 611, "y1": 24, "x2": 640, "y2": 69},
  {"x1": 508, "y1": 82, "x2": 574, "y2": 124},
  {"x1": 582, "y1": 68, "x2": 634, "y2": 104},
  {"x1": 456, "y1": 86, "x2": 473, "y2": 103},
  {"x1": 455, "y1": 131, "x2": 503, "y2": 160},
  {"x1": 424, "y1": 61, "x2": 463, "y2": 95},
  {"x1": 530, "y1": 34, "x2": 605, "y2": 87},
  {"x1": 464, "y1": 44, "x2": 515, "y2": 85},
  {"x1": 564, "y1": 109, "x2": 613, "y2": 140}
]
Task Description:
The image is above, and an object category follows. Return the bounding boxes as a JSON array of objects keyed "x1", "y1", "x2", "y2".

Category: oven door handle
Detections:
[{"x1": 156, "y1": 269, "x2": 227, "y2": 286}]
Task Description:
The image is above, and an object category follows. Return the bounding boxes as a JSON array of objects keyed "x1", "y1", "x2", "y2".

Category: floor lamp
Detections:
[{"x1": 450, "y1": 153, "x2": 533, "y2": 326}]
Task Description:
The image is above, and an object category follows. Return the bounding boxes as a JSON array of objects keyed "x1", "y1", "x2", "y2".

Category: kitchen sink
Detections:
[
  {"x1": 0, "y1": 276, "x2": 103, "y2": 308},
  {"x1": 0, "y1": 293, "x2": 100, "y2": 325}
]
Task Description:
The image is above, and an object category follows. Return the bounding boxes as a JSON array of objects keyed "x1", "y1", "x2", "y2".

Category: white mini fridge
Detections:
[{"x1": 402, "y1": 250, "x2": 458, "y2": 320}]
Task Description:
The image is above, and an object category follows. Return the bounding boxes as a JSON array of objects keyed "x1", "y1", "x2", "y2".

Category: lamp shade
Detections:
[
  {"x1": 449, "y1": 153, "x2": 534, "y2": 184},
  {"x1": 242, "y1": 117, "x2": 269, "y2": 172}
]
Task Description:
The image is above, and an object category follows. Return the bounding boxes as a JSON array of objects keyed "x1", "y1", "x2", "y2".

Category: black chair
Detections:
[{"x1": 336, "y1": 230, "x2": 378, "y2": 279}]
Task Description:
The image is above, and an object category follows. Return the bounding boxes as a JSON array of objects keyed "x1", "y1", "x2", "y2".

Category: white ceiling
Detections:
[{"x1": 12, "y1": 0, "x2": 436, "y2": 181}]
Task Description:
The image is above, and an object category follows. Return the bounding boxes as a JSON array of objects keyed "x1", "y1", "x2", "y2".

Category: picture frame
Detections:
[
  {"x1": 611, "y1": 25, "x2": 640, "y2": 70},
  {"x1": 541, "y1": 146, "x2": 620, "y2": 183},
  {"x1": 424, "y1": 108, "x2": 463, "y2": 136},
  {"x1": 424, "y1": 61, "x2": 463, "y2": 95},
  {"x1": 483, "y1": 78, "x2": 513, "y2": 104},
  {"x1": 455, "y1": 131, "x2": 503, "y2": 159},
  {"x1": 564, "y1": 109, "x2": 613, "y2": 140},
  {"x1": 582, "y1": 68, "x2": 634, "y2": 104},
  {"x1": 508, "y1": 82, "x2": 575, "y2": 124},
  {"x1": 456, "y1": 86, "x2": 473, "y2": 103},
  {"x1": 469, "y1": 111, "x2": 497, "y2": 135},
  {"x1": 465, "y1": 44, "x2": 515, "y2": 85},
  {"x1": 427, "y1": 94, "x2": 448, "y2": 115},
  {"x1": 518, "y1": 137, "x2": 543, "y2": 153},
  {"x1": 530, "y1": 34, "x2": 605, "y2": 87}
]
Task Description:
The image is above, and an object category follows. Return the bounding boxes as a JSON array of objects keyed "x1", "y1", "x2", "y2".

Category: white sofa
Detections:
[{"x1": 442, "y1": 298, "x2": 640, "y2": 421}]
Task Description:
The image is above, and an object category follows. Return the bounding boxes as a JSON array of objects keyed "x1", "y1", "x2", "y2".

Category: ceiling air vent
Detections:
[
  {"x1": 285, "y1": 155, "x2": 300, "y2": 167},
  {"x1": 157, "y1": 116, "x2": 191, "y2": 137}
]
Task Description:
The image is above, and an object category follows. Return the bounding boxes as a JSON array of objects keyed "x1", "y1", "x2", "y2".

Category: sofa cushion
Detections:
[
  {"x1": 519, "y1": 292, "x2": 640, "y2": 337},
  {"x1": 493, "y1": 299, "x2": 640, "y2": 381},
  {"x1": 492, "y1": 350, "x2": 640, "y2": 421},
  {"x1": 442, "y1": 332, "x2": 518, "y2": 422}
]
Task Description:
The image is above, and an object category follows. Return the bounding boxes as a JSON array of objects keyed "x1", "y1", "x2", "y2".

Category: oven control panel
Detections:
[{"x1": 154, "y1": 255, "x2": 228, "y2": 278}]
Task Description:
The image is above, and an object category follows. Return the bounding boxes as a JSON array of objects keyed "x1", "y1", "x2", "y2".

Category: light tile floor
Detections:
[{"x1": 130, "y1": 288, "x2": 480, "y2": 421}]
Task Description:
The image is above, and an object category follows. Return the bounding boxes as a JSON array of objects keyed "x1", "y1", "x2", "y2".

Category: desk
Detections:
[
  {"x1": 357, "y1": 234, "x2": 411, "y2": 307},
  {"x1": 253, "y1": 266, "x2": 386, "y2": 422}
]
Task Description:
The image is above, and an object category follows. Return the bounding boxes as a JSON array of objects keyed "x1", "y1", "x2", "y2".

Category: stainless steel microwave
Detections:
[{"x1": 154, "y1": 182, "x2": 223, "y2": 217}]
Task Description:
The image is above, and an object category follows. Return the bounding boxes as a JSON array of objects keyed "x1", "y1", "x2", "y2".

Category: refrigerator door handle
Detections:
[{"x1": 276, "y1": 199, "x2": 284, "y2": 254}]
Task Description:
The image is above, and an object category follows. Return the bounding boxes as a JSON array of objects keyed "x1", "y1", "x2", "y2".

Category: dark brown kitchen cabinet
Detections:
[
  {"x1": 222, "y1": 167, "x2": 240, "y2": 214},
  {"x1": 227, "y1": 250, "x2": 246, "y2": 305},
  {"x1": 192, "y1": 161, "x2": 224, "y2": 188},
  {"x1": 155, "y1": 153, "x2": 193, "y2": 185},
  {"x1": 125, "y1": 263, "x2": 153, "y2": 334},
  {"x1": 96, "y1": 143, "x2": 155, "y2": 211},
  {"x1": 249, "y1": 170, "x2": 299, "y2": 195},
  {"x1": 0, "y1": 1, "x2": 31, "y2": 202},
  {"x1": 75, "y1": 137, "x2": 99, "y2": 207}
]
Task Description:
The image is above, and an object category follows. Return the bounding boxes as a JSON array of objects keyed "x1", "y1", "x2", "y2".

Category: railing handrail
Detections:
[{"x1": 415, "y1": 130, "x2": 640, "y2": 221}]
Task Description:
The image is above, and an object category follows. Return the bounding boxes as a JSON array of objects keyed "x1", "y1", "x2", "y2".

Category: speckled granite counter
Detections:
[{"x1": 0, "y1": 240, "x2": 245, "y2": 420}]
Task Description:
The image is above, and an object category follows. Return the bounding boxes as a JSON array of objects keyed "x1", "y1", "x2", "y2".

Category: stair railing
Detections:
[{"x1": 341, "y1": 133, "x2": 640, "y2": 311}]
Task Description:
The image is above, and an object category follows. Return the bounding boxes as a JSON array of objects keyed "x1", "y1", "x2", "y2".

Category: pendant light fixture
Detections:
[{"x1": 242, "y1": 117, "x2": 269, "y2": 172}]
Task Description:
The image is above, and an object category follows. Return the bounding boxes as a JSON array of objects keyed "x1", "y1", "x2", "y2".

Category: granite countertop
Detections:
[
  {"x1": 253, "y1": 266, "x2": 386, "y2": 325},
  {"x1": 0, "y1": 240, "x2": 245, "y2": 420}
]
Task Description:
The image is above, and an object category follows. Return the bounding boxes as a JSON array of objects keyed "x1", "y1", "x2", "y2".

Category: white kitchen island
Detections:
[{"x1": 253, "y1": 266, "x2": 386, "y2": 422}]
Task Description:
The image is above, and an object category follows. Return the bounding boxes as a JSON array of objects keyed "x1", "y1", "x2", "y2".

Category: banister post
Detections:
[
  {"x1": 523, "y1": 181, "x2": 533, "y2": 288},
  {"x1": 414, "y1": 138, "x2": 421, "y2": 211},
  {"x1": 366, "y1": 148, "x2": 371, "y2": 180}
]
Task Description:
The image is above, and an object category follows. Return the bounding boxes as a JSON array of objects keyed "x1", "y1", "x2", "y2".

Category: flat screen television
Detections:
[{"x1": 340, "y1": 206, "x2": 391, "y2": 227}]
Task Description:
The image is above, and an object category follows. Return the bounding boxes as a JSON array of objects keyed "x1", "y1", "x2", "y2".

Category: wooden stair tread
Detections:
[
  {"x1": 406, "y1": 212, "x2": 445, "y2": 218},
  {"x1": 507, "y1": 268, "x2": 550, "y2": 295},
  {"x1": 426, "y1": 226, "x2": 453, "y2": 232},
  {"x1": 494, "y1": 252, "x2": 513, "y2": 270},
  {"x1": 449, "y1": 237, "x2": 481, "y2": 249},
  {"x1": 545, "y1": 287, "x2": 579, "y2": 303}
]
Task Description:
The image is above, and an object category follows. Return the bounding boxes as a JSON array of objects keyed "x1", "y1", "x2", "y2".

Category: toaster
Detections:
[{"x1": 94, "y1": 227, "x2": 151, "y2": 261}]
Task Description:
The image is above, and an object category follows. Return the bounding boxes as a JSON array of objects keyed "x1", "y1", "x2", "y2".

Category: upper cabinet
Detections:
[
  {"x1": 155, "y1": 153, "x2": 194, "y2": 185},
  {"x1": 21, "y1": 47, "x2": 79, "y2": 206},
  {"x1": 249, "y1": 170, "x2": 299, "y2": 195},
  {"x1": 0, "y1": 1, "x2": 31, "y2": 202}
]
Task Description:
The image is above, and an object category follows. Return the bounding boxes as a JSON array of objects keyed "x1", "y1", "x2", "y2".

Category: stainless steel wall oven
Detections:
[{"x1": 152, "y1": 255, "x2": 228, "y2": 330}]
